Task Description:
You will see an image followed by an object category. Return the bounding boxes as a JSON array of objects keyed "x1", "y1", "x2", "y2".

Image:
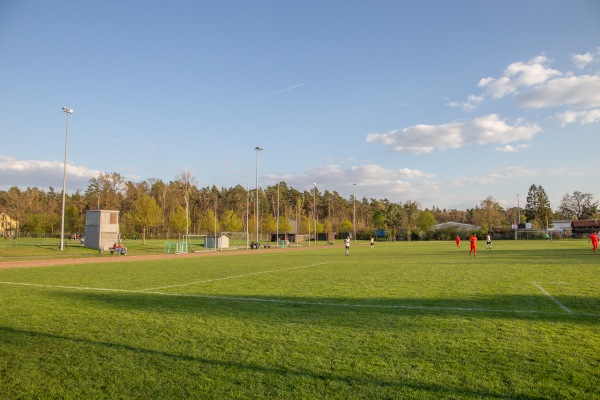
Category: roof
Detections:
[
  {"x1": 571, "y1": 220, "x2": 600, "y2": 228},
  {"x1": 551, "y1": 220, "x2": 573, "y2": 231},
  {"x1": 432, "y1": 222, "x2": 480, "y2": 231}
]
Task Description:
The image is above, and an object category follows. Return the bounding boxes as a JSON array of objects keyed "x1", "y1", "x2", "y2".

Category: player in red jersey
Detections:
[
  {"x1": 589, "y1": 231, "x2": 598, "y2": 252},
  {"x1": 469, "y1": 233, "x2": 477, "y2": 257}
]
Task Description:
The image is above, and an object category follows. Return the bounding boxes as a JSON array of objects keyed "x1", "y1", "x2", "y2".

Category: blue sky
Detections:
[{"x1": 1, "y1": 0, "x2": 599, "y2": 210}]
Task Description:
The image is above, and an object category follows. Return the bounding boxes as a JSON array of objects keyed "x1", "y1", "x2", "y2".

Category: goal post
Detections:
[{"x1": 183, "y1": 234, "x2": 210, "y2": 252}]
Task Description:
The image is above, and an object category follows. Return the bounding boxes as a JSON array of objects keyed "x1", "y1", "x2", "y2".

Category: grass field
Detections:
[{"x1": 1, "y1": 240, "x2": 598, "y2": 399}]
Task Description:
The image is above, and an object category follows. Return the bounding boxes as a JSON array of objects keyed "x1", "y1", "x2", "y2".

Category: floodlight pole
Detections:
[
  {"x1": 313, "y1": 183, "x2": 317, "y2": 243},
  {"x1": 246, "y1": 181, "x2": 249, "y2": 249},
  {"x1": 353, "y1": 183, "x2": 356, "y2": 244},
  {"x1": 276, "y1": 184, "x2": 280, "y2": 246},
  {"x1": 515, "y1": 193, "x2": 521, "y2": 241},
  {"x1": 214, "y1": 195, "x2": 218, "y2": 252},
  {"x1": 60, "y1": 107, "x2": 73, "y2": 251},
  {"x1": 255, "y1": 147, "x2": 263, "y2": 244}
]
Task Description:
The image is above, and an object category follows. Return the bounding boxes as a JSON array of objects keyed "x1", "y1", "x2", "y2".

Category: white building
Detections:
[{"x1": 205, "y1": 234, "x2": 230, "y2": 249}]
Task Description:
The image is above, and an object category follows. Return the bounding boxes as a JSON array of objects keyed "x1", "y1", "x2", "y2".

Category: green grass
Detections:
[
  {"x1": 0, "y1": 237, "x2": 303, "y2": 261},
  {"x1": 1, "y1": 240, "x2": 599, "y2": 399}
]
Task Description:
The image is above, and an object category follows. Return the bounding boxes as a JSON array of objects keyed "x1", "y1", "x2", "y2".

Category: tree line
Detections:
[{"x1": 1, "y1": 171, "x2": 598, "y2": 241}]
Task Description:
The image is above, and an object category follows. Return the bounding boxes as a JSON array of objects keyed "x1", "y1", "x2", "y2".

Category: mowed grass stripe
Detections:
[{"x1": 3, "y1": 279, "x2": 600, "y2": 318}]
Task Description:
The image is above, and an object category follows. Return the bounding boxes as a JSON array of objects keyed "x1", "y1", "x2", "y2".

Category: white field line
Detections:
[
  {"x1": 0, "y1": 281, "x2": 139, "y2": 293},
  {"x1": 140, "y1": 262, "x2": 329, "y2": 291},
  {"x1": 1, "y1": 280, "x2": 599, "y2": 317},
  {"x1": 531, "y1": 282, "x2": 574, "y2": 314},
  {"x1": 531, "y1": 282, "x2": 600, "y2": 285}
]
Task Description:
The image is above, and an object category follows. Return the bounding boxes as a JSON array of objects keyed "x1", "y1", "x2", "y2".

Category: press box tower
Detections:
[{"x1": 84, "y1": 210, "x2": 120, "y2": 251}]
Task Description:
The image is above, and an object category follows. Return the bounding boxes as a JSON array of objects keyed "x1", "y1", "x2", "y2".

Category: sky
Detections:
[{"x1": 1, "y1": 0, "x2": 599, "y2": 211}]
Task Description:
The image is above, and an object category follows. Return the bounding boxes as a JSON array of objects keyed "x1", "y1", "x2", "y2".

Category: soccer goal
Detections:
[
  {"x1": 164, "y1": 241, "x2": 189, "y2": 254},
  {"x1": 183, "y1": 234, "x2": 210, "y2": 252}
]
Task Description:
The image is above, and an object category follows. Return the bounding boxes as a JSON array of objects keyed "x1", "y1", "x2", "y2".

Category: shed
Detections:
[
  {"x1": 84, "y1": 210, "x2": 120, "y2": 251},
  {"x1": 205, "y1": 234, "x2": 230, "y2": 249}
]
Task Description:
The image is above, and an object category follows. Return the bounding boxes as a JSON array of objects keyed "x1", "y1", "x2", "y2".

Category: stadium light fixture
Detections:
[{"x1": 60, "y1": 107, "x2": 73, "y2": 251}]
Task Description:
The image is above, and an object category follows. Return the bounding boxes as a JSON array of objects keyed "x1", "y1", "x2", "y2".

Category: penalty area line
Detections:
[
  {"x1": 531, "y1": 282, "x2": 573, "y2": 314},
  {"x1": 140, "y1": 262, "x2": 330, "y2": 291},
  {"x1": 1, "y1": 280, "x2": 598, "y2": 318}
]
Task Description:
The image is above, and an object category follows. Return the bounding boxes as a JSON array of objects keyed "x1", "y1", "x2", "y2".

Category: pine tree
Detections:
[{"x1": 525, "y1": 184, "x2": 553, "y2": 229}]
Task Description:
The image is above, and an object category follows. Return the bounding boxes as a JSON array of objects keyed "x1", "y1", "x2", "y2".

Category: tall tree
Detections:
[
  {"x1": 221, "y1": 209, "x2": 243, "y2": 232},
  {"x1": 525, "y1": 184, "x2": 553, "y2": 229},
  {"x1": 558, "y1": 191, "x2": 598, "y2": 220},
  {"x1": 403, "y1": 201, "x2": 421, "y2": 235},
  {"x1": 262, "y1": 213, "x2": 277, "y2": 235},
  {"x1": 416, "y1": 210, "x2": 437, "y2": 233},
  {"x1": 372, "y1": 209, "x2": 387, "y2": 230},
  {"x1": 176, "y1": 171, "x2": 197, "y2": 239},
  {"x1": 476, "y1": 196, "x2": 506, "y2": 231},
  {"x1": 87, "y1": 172, "x2": 125, "y2": 210},
  {"x1": 386, "y1": 202, "x2": 404, "y2": 240},
  {"x1": 170, "y1": 205, "x2": 187, "y2": 234},
  {"x1": 339, "y1": 219, "x2": 353, "y2": 237},
  {"x1": 126, "y1": 194, "x2": 162, "y2": 244}
]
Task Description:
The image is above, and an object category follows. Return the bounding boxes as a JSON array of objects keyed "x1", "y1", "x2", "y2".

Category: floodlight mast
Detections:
[
  {"x1": 313, "y1": 183, "x2": 317, "y2": 243},
  {"x1": 353, "y1": 183, "x2": 356, "y2": 244},
  {"x1": 255, "y1": 147, "x2": 263, "y2": 244},
  {"x1": 60, "y1": 107, "x2": 73, "y2": 251},
  {"x1": 515, "y1": 194, "x2": 521, "y2": 241}
]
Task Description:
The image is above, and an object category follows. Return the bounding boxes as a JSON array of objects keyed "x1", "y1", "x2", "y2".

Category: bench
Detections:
[{"x1": 110, "y1": 248, "x2": 127, "y2": 255}]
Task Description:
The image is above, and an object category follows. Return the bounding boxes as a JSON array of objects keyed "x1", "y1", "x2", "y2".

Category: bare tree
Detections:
[
  {"x1": 558, "y1": 191, "x2": 598, "y2": 220},
  {"x1": 175, "y1": 171, "x2": 197, "y2": 239}
]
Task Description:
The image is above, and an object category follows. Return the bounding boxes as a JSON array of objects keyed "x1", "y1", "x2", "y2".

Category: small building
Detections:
[
  {"x1": 84, "y1": 210, "x2": 120, "y2": 251},
  {"x1": 0, "y1": 212, "x2": 18, "y2": 237},
  {"x1": 571, "y1": 219, "x2": 600, "y2": 238},
  {"x1": 205, "y1": 234, "x2": 230, "y2": 249},
  {"x1": 432, "y1": 222, "x2": 480, "y2": 231},
  {"x1": 551, "y1": 220, "x2": 573, "y2": 233}
]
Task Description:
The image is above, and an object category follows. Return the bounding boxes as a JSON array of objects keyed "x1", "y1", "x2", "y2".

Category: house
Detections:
[
  {"x1": 0, "y1": 212, "x2": 18, "y2": 237},
  {"x1": 571, "y1": 220, "x2": 600, "y2": 238}
]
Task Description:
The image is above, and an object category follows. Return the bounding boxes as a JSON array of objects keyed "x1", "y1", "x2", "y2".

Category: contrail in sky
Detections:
[{"x1": 227, "y1": 83, "x2": 306, "y2": 108}]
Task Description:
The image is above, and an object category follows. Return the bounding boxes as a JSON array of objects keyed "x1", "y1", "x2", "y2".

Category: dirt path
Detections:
[{"x1": 0, "y1": 246, "x2": 314, "y2": 270}]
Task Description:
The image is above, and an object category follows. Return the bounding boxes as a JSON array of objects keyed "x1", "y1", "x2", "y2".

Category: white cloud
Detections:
[
  {"x1": 266, "y1": 163, "x2": 437, "y2": 201},
  {"x1": 571, "y1": 48, "x2": 600, "y2": 69},
  {"x1": 366, "y1": 114, "x2": 541, "y2": 154},
  {"x1": 0, "y1": 156, "x2": 101, "y2": 192},
  {"x1": 445, "y1": 94, "x2": 484, "y2": 111},
  {"x1": 517, "y1": 74, "x2": 600, "y2": 109},
  {"x1": 571, "y1": 52, "x2": 594, "y2": 69},
  {"x1": 478, "y1": 55, "x2": 562, "y2": 98},
  {"x1": 495, "y1": 144, "x2": 532, "y2": 152},
  {"x1": 449, "y1": 166, "x2": 540, "y2": 189},
  {"x1": 555, "y1": 109, "x2": 600, "y2": 126}
]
